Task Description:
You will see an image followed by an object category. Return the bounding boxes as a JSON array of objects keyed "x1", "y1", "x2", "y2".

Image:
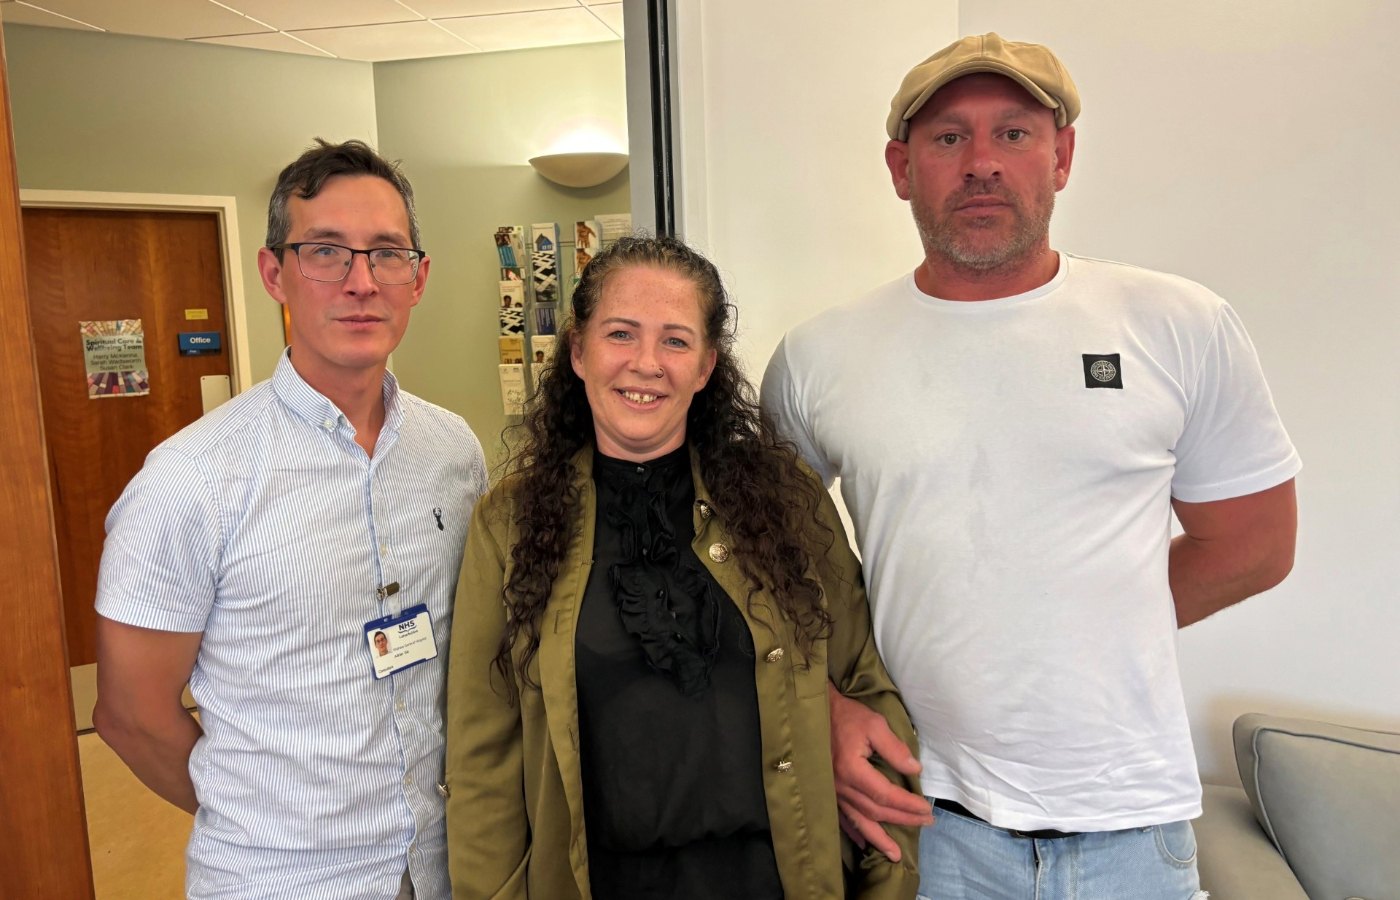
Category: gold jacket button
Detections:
[
  {"x1": 696, "y1": 499, "x2": 713, "y2": 520},
  {"x1": 708, "y1": 542, "x2": 730, "y2": 563},
  {"x1": 765, "y1": 647, "x2": 785, "y2": 663},
  {"x1": 774, "y1": 758, "x2": 793, "y2": 773}
]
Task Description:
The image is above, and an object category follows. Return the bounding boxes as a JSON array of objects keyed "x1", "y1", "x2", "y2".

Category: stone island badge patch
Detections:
[{"x1": 1082, "y1": 353, "x2": 1123, "y2": 389}]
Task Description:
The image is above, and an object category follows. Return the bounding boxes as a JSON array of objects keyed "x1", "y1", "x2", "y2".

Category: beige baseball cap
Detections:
[{"x1": 886, "y1": 32, "x2": 1080, "y2": 140}]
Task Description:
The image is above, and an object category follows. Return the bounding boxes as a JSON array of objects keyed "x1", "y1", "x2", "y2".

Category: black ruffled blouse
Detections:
[{"x1": 575, "y1": 446, "x2": 784, "y2": 900}]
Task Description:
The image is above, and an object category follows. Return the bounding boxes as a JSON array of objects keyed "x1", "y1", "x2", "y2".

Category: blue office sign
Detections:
[{"x1": 178, "y1": 331, "x2": 222, "y2": 356}]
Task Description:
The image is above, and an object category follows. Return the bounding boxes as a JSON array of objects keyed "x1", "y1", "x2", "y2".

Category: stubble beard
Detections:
[{"x1": 911, "y1": 176, "x2": 1056, "y2": 275}]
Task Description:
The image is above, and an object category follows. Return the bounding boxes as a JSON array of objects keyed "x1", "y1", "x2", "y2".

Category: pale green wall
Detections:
[
  {"x1": 5, "y1": 26, "x2": 630, "y2": 458},
  {"x1": 374, "y1": 43, "x2": 630, "y2": 468},
  {"x1": 4, "y1": 24, "x2": 379, "y2": 383}
]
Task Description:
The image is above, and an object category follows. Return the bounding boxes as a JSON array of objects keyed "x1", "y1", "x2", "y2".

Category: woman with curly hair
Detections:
[{"x1": 444, "y1": 236, "x2": 919, "y2": 899}]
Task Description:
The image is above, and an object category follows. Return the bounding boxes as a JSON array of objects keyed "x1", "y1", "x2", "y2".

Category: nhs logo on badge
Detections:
[{"x1": 179, "y1": 331, "x2": 222, "y2": 356}]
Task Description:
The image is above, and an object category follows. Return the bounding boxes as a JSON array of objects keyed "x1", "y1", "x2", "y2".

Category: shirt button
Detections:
[
  {"x1": 403, "y1": 775, "x2": 414, "y2": 786},
  {"x1": 765, "y1": 647, "x2": 785, "y2": 663},
  {"x1": 322, "y1": 418, "x2": 335, "y2": 430},
  {"x1": 395, "y1": 699, "x2": 406, "y2": 712},
  {"x1": 774, "y1": 758, "x2": 793, "y2": 773},
  {"x1": 380, "y1": 544, "x2": 390, "y2": 555},
  {"x1": 708, "y1": 542, "x2": 730, "y2": 563}
]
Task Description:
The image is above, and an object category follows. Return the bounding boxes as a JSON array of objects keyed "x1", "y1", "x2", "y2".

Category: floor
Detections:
[
  {"x1": 74, "y1": 665, "x2": 194, "y2": 898},
  {"x1": 79, "y1": 730, "x2": 192, "y2": 899}
]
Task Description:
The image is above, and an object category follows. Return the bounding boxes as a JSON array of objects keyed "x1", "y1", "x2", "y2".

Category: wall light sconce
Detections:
[{"x1": 528, "y1": 152, "x2": 629, "y2": 189}]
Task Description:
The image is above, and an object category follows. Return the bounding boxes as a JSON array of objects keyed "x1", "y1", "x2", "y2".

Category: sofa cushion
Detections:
[
  {"x1": 1196, "y1": 783, "x2": 1308, "y2": 900},
  {"x1": 1234, "y1": 713, "x2": 1400, "y2": 900}
]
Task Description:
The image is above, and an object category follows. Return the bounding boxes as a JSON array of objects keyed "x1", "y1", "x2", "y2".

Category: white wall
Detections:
[
  {"x1": 674, "y1": 0, "x2": 957, "y2": 368},
  {"x1": 677, "y1": 0, "x2": 1400, "y2": 785}
]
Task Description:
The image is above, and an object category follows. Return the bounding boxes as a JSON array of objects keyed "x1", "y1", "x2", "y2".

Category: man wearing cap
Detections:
[{"x1": 762, "y1": 33, "x2": 1299, "y2": 897}]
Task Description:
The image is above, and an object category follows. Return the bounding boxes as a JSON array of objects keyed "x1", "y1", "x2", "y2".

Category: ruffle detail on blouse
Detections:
[{"x1": 597, "y1": 450, "x2": 721, "y2": 696}]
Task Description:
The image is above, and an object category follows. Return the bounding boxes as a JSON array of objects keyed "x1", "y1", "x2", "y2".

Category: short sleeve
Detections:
[
  {"x1": 95, "y1": 447, "x2": 223, "y2": 633},
  {"x1": 1172, "y1": 303, "x2": 1301, "y2": 502},
  {"x1": 761, "y1": 336, "x2": 838, "y2": 487}
]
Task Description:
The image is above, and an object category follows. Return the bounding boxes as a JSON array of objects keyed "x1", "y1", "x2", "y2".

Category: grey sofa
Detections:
[{"x1": 1195, "y1": 713, "x2": 1400, "y2": 900}]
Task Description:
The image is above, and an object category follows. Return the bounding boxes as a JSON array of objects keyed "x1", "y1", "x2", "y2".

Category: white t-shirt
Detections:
[{"x1": 761, "y1": 253, "x2": 1300, "y2": 832}]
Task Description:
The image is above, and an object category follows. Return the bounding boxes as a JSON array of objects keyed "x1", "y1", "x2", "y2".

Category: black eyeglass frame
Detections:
[{"x1": 269, "y1": 241, "x2": 427, "y2": 285}]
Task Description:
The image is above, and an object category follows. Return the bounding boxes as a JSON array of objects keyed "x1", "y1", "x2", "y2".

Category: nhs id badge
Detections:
[{"x1": 364, "y1": 604, "x2": 438, "y2": 680}]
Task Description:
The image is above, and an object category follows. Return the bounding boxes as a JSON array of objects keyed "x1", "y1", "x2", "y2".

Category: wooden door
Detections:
[
  {"x1": 23, "y1": 207, "x2": 231, "y2": 666},
  {"x1": 0, "y1": 20, "x2": 96, "y2": 899}
]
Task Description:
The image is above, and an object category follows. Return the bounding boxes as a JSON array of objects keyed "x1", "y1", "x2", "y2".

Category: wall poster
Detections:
[
  {"x1": 81, "y1": 319, "x2": 150, "y2": 399},
  {"x1": 529, "y1": 222, "x2": 560, "y2": 304},
  {"x1": 498, "y1": 364, "x2": 526, "y2": 416}
]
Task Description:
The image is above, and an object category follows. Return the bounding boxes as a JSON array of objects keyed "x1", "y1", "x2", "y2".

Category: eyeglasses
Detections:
[{"x1": 271, "y1": 242, "x2": 425, "y2": 285}]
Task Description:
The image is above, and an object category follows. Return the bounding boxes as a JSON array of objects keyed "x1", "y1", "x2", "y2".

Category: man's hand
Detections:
[{"x1": 828, "y1": 683, "x2": 933, "y2": 862}]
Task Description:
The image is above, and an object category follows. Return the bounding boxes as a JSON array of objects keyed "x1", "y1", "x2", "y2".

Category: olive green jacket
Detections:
[{"x1": 445, "y1": 448, "x2": 919, "y2": 899}]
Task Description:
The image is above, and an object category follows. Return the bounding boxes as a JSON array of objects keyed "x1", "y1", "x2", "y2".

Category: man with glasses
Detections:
[{"x1": 93, "y1": 139, "x2": 487, "y2": 900}]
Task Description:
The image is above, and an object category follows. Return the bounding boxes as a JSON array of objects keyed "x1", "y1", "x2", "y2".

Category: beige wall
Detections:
[
  {"x1": 374, "y1": 43, "x2": 629, "y2": 468},
  {"x1": 4, "y1": 24, "x2": 379, "y2": 383}
]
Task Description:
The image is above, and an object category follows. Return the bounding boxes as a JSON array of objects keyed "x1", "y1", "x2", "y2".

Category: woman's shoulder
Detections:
[
  {"x1": 701, "y1": 436, "x2": 821, "y2": 477},
  {"x1": 754, "y1": 440, "x2": 829, "y2": 494},
  {"x1": 474, "y1": 459, "x2": 588, "y2": 522},
  {"x1": 471, "y1": 475, "x2": 521, "y2": 531}
]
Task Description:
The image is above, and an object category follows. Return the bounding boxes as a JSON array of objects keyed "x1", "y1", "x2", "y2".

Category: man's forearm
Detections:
[
  {"x1": 1169, "y1": 532, "x2": 1293, "y2": 627},
  {"x1": 1170, "y1": 480, "x2": 1297, "y2": 628},
  {"x1": 94, "y1": 704, "x2": 203, "y2": 814}
]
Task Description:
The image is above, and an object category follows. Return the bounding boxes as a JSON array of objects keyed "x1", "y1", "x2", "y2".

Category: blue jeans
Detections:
[{"x1": 918, "y1": 799, "x2": 1204, "y2": 900}]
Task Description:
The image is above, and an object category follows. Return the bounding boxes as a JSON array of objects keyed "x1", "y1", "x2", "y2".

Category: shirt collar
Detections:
[
  {"x1": 571, "y1": 442, "x2": 718, "y2": 531},
  {"x1": 271, "y1": 348, "x2": 403, "y2": 439}
]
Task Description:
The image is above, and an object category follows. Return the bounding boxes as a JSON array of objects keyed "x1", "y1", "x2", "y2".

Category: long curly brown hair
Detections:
[{"x1": 494, "y1": 235, "x2": 834, "y2": 693}]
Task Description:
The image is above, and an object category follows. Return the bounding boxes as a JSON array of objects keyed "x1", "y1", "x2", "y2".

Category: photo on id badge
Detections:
[{"x1": 364, "y1": 603, "x2": 438, "y2": 679}]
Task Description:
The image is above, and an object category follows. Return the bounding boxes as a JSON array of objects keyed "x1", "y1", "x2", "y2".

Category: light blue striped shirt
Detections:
[{"x1": 97, "y1": 351, "x2": 487, "y2": 899}]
